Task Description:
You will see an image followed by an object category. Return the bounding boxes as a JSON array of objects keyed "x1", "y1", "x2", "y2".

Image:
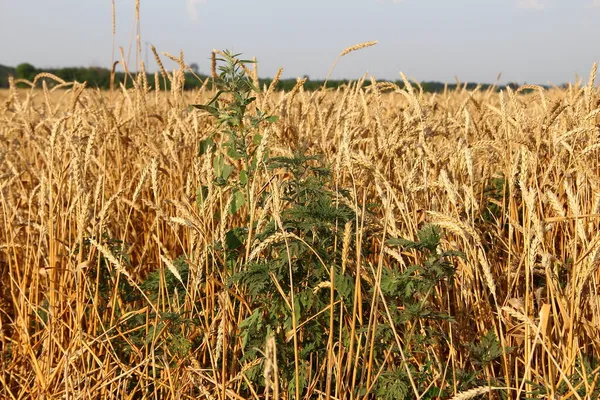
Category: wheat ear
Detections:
[
  {"x1": 450, "y1": 386, "x2": 506, "y2": 400},
  {"x1": 323, "y1": 41, "x2": 378, "y2": 89}
]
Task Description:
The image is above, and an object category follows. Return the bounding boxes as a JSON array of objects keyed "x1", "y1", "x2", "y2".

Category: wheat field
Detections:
[{"x1": 1, "y1": 58, "x2": 600, "y2": 399}]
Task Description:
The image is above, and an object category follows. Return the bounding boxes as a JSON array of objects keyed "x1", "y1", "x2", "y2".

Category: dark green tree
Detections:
[{"x1": 15, "y1": 63, "x2": 36, "y2": 81}]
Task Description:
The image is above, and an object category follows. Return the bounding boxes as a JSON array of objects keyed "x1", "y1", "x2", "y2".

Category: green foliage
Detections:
[
  {"x1": 525, "y1": 355, "x2": 600, "y2": 399},
  {"x1": 193, "y1": 50, "x2": 279, "y2": 217},
  {"x1": 467, "y1": 329, "x2": 505, "y2": 367},
  {"x1": 375, "y1": 369, "x2": 410, "y2": 400},
  {"x1": 386, "y1": 225, "x2": 462, "y2": 286},
  {"x1": 83, "y1": 234, "x2": 137, "y2": 306},
  {"x1": 140, "y1": 255, "x2": 189, "y2": 304},
  {"x1": 79, "y1": 235, "x2": 199, "y2": 371},
  {"x1": 231, "y1": 149, "x2": 356, "y2": 395},
  {"x1": 384, "y1": 225, "x2": 462, "y2": 318},
  {"x1": 15, "y1": 63, "x2": 36, "y2": 81},
  {"x1": 191, "y1": 51, "x2": 473, "y2": 398},
  {"x1": 368, "y1": 226, "x2": 463, "y2": 397},
  {"x1": 481, "y1": 175, "x2": 508, "y2": 224}
]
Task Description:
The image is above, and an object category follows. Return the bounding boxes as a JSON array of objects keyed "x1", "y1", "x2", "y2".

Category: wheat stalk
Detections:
[{"x1": 323, "y1": 41, "x2": 378, "y2": 89}]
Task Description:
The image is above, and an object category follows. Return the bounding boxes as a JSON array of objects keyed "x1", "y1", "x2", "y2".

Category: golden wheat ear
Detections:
[{"x1": 323, "y1": 40, "x2": 378, "y2": 89}]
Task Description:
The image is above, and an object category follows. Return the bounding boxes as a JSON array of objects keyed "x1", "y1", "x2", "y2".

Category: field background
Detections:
[{"x1": 1, "y1": 60, "x2": 600, "y2": 399}]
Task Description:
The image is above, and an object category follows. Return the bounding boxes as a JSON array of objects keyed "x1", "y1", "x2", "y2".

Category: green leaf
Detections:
[
  {"x1": 239, "y1": 309, "x2": 262, "y2": 348},
  {"x1": 213, "y1": 156, "x2": 234, "y2": 181},
  {"x1": 206, "y1": 90, "x2": 225, "y2": 105},
  {"x1": 230, "y1": 189, "x2": 245, "y2": 215},
  {"x1": 222, "y1": 163, "x2": 234, "y2": 181},
  {"x1": 198, "y1": 138, "x2": 215, "y2": 156},
  {"x1": 293, "y1": 296, "x2": 301, "y2": 328},
  {"x1": 213, "y1": 156, "x2": 223, "y2": 176},
  {"x1": 144, "y1": 322, "x2": 165, "y2": 345},
  {"x1": 192, "y1": 104, "x2": 219, "y2": 117},
  {"x1": 225, "y1": 229, "x2": 243, "y2": 250},
  {"x1": 265, "y1": 115, "x2": 279, "y2": 123},
  {"x1": 227, "y1": 145, "x2": 244, "y2": 160},
  {"x1": 239, "y1": 170, "x2": 248, "y2": 186},
  {"x1": 170, "y1": 334, "x2": 192, "y2": 357}
]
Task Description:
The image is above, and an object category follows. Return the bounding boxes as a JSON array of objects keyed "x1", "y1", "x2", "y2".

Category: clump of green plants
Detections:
[
  {"x1": 481, "y1": 175, "x2": 508, "y2": 225},
  {"x1": 232, "y1": 149, "x2": 356, "y2": 395},
  {"x1": 193, "y1": 50, "x2": 359, "y2": 396},
  {"x1": 195, "y1": 51, "x2": 354, "y2": 393},
  {"x1": 191, "y1": 50, "x2": 477, "y2": 399},
  {"x1": 366, "y1": 225, "x2": 464, "y2": 399}
]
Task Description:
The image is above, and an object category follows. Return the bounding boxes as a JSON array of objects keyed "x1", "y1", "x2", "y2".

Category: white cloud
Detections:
[
  {"x1": 517, "y1": 0, "x2": 545, "y2": 9},
  {"x1": 588, "y1": 0, "x2": 600, "y2": 7},
  {"x1": 186, "y1": 0, "x2": 207, "y2": 21}
]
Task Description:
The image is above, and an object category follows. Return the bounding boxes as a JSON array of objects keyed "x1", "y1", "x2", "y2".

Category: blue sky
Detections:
[{"x1": 1, "y1": 0, "x2": 599, "y2": 84}]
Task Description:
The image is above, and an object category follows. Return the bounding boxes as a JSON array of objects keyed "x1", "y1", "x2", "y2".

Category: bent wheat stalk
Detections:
[{"x1": 323, "y1": 40, "x2": 378, "y2": 89}]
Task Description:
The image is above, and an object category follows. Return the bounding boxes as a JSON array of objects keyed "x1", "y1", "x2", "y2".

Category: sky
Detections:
[{"x1": 1, "y1": 0, "x2": 599, "y2": 85}]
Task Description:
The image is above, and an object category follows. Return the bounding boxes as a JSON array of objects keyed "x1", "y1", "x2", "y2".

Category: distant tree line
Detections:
[{"x1": 0, "y1": 62, "x2": 545, "y2": 93}]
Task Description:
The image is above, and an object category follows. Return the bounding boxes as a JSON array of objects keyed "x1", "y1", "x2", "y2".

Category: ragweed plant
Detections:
[
  {"x1": 193, "y1": 50, "x2": 278, "y2": 215},
  {"x1": 194, "y1": 53, "x2": 362, "y2": 394}
]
